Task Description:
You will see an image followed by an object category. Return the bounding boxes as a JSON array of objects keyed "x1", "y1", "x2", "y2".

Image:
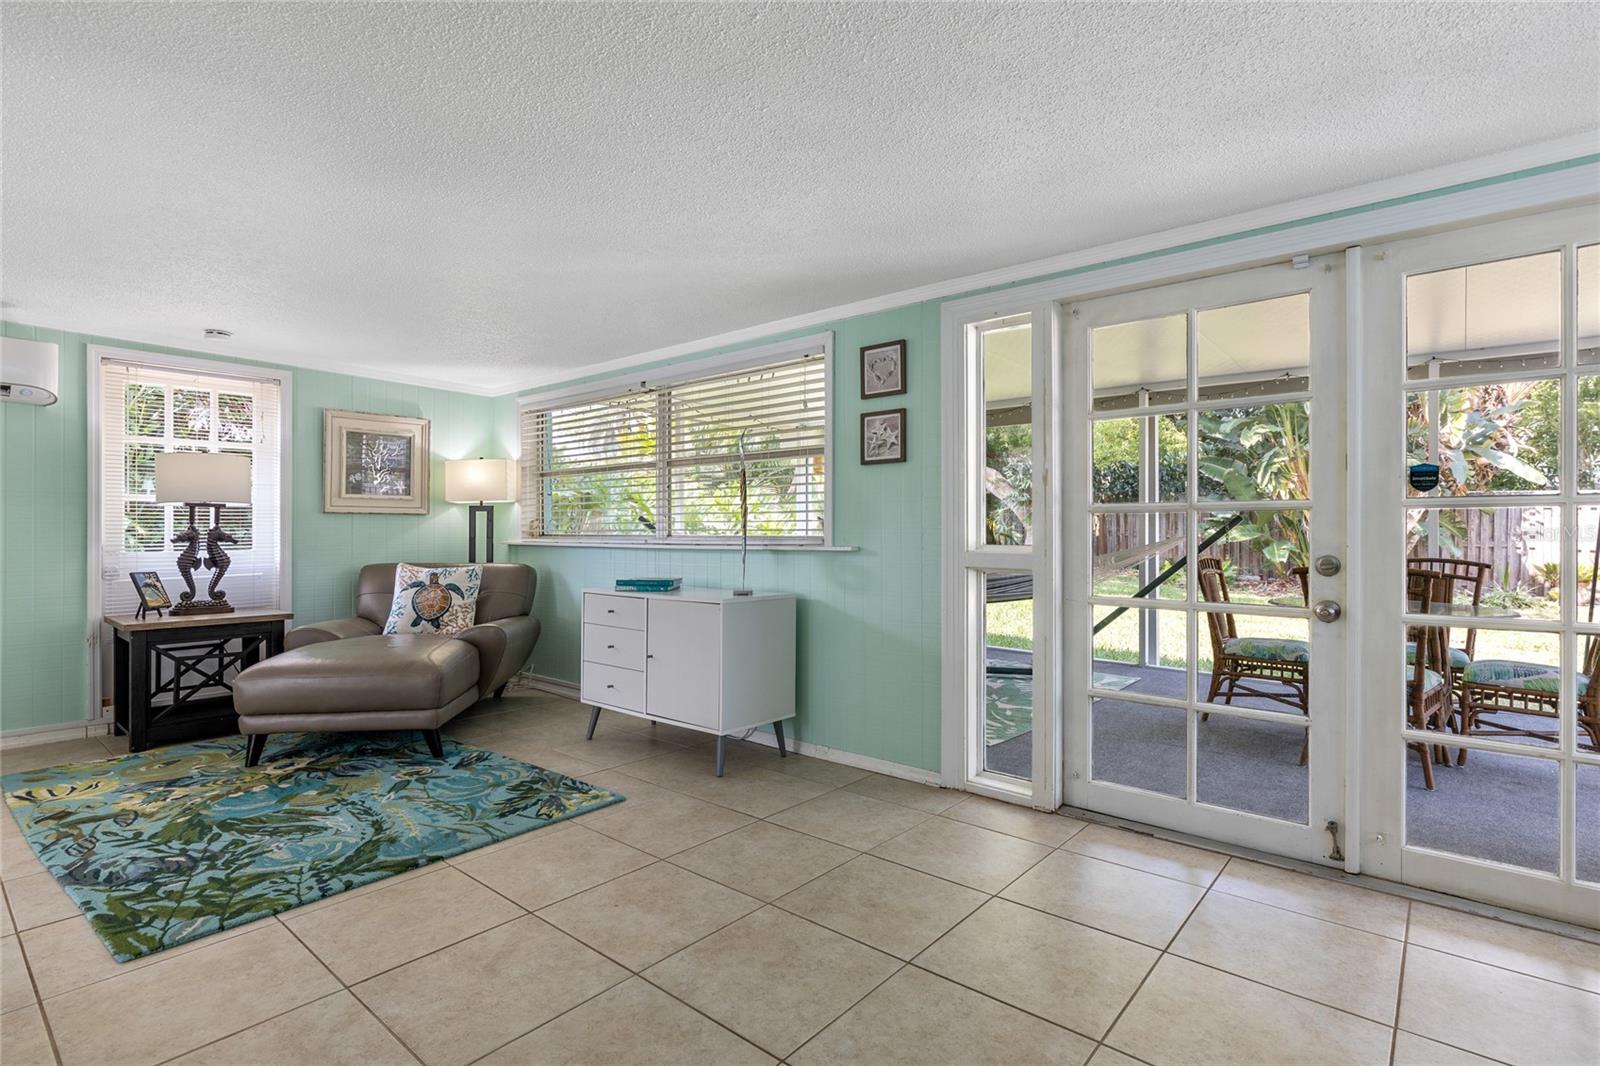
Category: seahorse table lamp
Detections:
[{"x1": 155, "y1": 451, "x2": 252, "y2": 615}]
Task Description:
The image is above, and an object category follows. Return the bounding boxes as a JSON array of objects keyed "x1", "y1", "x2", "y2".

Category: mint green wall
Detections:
[
  {"x1": 0, "y1": 321, "x2": 514, "y2": 732},
  {"x1": 509, "y1": 302, "x2": 945, "y2": 771}
]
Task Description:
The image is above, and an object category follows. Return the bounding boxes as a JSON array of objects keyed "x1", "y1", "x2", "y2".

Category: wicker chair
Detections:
[
  {"x1": 1197, "y1": 559, "x2": 1310, "y2": 764},
  {"x1": 1455, "y1": 635, "x2": 1600, "y2": 758},
  {"x1": 1406, "y1": 556, "x2": 1490, "y2": 676},
  {"x1": 1405, "y1": 568, "x2": 1456, "y2": 790}
]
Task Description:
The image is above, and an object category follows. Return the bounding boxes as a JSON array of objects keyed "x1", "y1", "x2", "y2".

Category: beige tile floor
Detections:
[{"x1": 1, "y1": 694, "x2": 1597, "y2": 1065}]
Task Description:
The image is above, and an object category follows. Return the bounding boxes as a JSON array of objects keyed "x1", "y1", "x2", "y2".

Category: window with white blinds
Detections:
[
  {"x1": 519, "y1": 351, "x2": 828, "y2": 543},
  {"x1": 99, "y1": 358, "x2": 285, "y2": 614}
]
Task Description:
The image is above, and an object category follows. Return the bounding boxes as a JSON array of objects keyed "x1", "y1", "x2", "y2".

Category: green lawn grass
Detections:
[{"x1": 986, "y1": 574, "x2": 1560, "y2": 668}]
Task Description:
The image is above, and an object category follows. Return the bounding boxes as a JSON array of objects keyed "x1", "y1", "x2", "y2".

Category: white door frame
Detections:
[
  {"x1": 939, "y1": 159, "x2": 1598, "y2": 834},
  {"x1": 1357, "y1": 205, "x2": 1600, "y2": 927}
]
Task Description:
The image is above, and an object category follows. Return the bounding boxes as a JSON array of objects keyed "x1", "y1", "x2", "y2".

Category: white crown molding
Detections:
[{"x1": 503, "y1": 131, "x2": 1600, "y2": 395}]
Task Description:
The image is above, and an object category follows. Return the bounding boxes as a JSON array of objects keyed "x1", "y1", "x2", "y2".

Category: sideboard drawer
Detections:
[
  {"x1": 583, "y1": 623, "x2": 645, "y2": 671},
  {"x1": 583, "y1": 593, "x2": 646, "y2": 631},
  {"x1": 581, "y1": 661, "x2": 644, "y2": 713}
]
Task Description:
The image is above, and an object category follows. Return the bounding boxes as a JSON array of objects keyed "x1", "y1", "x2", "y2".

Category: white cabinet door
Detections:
[{"x1": 645, "y1": 599, "x2": 721, "y2": 729}]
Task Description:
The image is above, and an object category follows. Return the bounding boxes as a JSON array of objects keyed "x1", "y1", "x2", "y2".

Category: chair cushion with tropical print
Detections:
[
  {"x1": 1407, "y1": 668, "x2": 1446, "y2": 696},
  {"x1": 1461, "y1": 659, "x2": 1556, "y2": 685},
  {"x1": 1404, "y1": 641, "x2": 1471, "y2": 670},
  {"x1": 1480, "y1": 671, "x2": 1588, "y2": 696},
  {"x1": 1221, "y1": 636, "x2": 1310, "y2": 663}
]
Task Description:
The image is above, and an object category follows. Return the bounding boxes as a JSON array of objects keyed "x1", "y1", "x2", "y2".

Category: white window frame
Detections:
[
  {"x1": 85, "y1": 346, "x2": 294, "y2": 722},
  {"x1": 513, "y1": 332, "x2": 834, "y2": 548}
]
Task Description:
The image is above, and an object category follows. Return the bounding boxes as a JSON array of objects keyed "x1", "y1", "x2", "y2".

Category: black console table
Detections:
[{"x1": 105, "y1": 608, "x2": 293, "y2": 752}]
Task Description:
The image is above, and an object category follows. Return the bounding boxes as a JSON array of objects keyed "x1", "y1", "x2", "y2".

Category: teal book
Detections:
[{"x1": 615, "y1": 578, "x2": 681, "y2": 591}]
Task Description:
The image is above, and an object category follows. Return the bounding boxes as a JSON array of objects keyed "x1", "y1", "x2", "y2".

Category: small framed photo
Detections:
[
  {"x1": 859, "y1": 339, "x2": 907, "y2": 399},
  {"x1": 324, "y1": 410, "x2": 431, "y2": 514},
  {"x1": 860, "y1": 408, "x2": 907, "y2": 465},
  {"x1": 129, "y1": 571, "x2": 171, "y2": 618}
]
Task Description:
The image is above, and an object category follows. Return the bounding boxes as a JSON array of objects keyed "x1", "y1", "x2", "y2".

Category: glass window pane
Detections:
[
  {"x1": 1195, "y1": 609, "x2": 1310, "y2": 714},
  {"x1": 1196, "y1": 402, "x2": 1309, "y2": 502},
  {"x1": 1405, "y1": 250, "x2": 1561, "y2": 380},
  {"x1": 125, "y1": 443, "x2": 158, "y2": 496},
  {"x1": 1456, "y1": 629, "x2": 1561, "y2": 752},
  {"x1": 1197, "y1": 293, "x2": 1310, "y2": 401},
  {"x1": 1579, "y1": 763, "x2": 1600, "y2": 885},
  {"x1": 124, "y1": 502, "x2": 163, "y2": 551},
  {"x1": 1091, "y1": 313, "x2": 1186, "y2": 409},
  {"x1": 1406, "y1": 380, "x2": 1559, "y2": 496},
  {"x1": 1406, "y1": 747, "x2": 1558, "y2": 874},
  {"x1": 217, "y1": 393, "x2": 254, "y2": 443},
  {"x1": 173, "y1": 388, "x2": 213, "y2": 441},
  {"x1": 1092, "y1": 414, "x2": 1186, "y2": 504},
  {"x1": 1198, "y1": 711, "x2": 1308, "y2": 824},
  {"x1": 984, "y1": 576, "x2": 1033, "y2": 780},
  {"x1": 1578, "y1": 243, "x2": 1598, "y2": 367},
  {"x1": 1579, "y1": 506, "x2": 1600, "y2": 629},
  {"x1": 125, "y1": 383, "x2": 164, "y2": 437},
  {"x1": 1092, "y1": 697, "x2": 1185, "y2": 799},
  {"x1": 1092, "y1": 511, "x2": 1187, "y2": 601},
  {"x1": 1093, "y1": 605, "x2": 1188, "y2": 697},
  {"x1": 1581, "y1": 375, "x2": 1600, "y2": 492},
  {"x1": 1197, "y1": 509, "x2": 1310, "y2": 606},
  {"x1": 982, "y1": 320, "x2": 1032, "y2": 546},
  {"x1": 1404, "y1": 505, "x2": 1560, "y2": 623}
]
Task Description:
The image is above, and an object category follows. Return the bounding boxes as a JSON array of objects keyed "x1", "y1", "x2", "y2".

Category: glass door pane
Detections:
[{"x1": 983, "y1": 573, "x2": 1035, "y2": 779}]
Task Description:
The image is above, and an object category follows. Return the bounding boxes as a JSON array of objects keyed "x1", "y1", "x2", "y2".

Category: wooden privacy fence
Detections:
[
  {"x1": 1092, "y1": 513, "x2": 1280, "y2": 580},
  {"x1": 1093, "y1": 506, "x2": 1577, "y2": 589}
]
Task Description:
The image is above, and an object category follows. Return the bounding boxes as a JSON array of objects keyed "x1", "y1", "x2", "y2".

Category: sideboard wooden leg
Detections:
[
  {"x1": 586, "y1": 706, "x2": 601, "y2": 740},
  {"x1": 773, "y1": 720, "x2": 788, "y2": 758},
  {"x1": 715, "y1": 735, "x2": 727, "y2": 778}
]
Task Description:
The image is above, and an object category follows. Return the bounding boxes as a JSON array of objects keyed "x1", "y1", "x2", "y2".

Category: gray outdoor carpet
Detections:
[{"x1": 985, "y1": 669, "x2": 1600, "y2": 880}]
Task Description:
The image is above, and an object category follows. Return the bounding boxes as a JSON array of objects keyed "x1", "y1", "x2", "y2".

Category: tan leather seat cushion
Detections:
[{"x1": 234, "y1": 635, "x2": 479, "y2": 715}]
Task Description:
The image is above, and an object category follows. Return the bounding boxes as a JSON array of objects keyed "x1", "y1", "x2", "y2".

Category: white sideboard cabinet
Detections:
[{"x1": 579, "y1": 587, "x2": 796, "y2": 776}]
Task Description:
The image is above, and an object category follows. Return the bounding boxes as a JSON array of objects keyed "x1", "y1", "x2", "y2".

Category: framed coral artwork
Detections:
[{"x1": 323, "y1": 409, "x2": 431, "y2": 513}]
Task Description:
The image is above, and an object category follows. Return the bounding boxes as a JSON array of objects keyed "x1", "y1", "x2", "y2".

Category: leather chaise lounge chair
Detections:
[{"x1": 232, "y1": 562, "x2": 539, "y2": 765}]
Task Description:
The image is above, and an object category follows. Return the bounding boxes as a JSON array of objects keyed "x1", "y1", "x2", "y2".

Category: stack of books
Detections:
[{"x1": 615, "y1": 577, "x2": 681, "y2": 592}]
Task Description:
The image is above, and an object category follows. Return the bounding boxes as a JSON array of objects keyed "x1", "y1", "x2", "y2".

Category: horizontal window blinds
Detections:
[
  {"x1": 519, "y1": 351, "x2": 827, "y2": 542},
  {"x1": 100, "y1": 360, "x2": 284, "y2": 615},
  {"x1": 667, "y1": 357, "x2": 827, "y2": 539}
]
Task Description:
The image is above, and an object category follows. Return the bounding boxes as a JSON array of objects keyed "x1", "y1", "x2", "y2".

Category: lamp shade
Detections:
[
  {"x1": 155, "y1": 451, "x2": 252, "y2": 504},
  {"x1": 445, "y1": 457, "x2": 517, "y2": 503}
]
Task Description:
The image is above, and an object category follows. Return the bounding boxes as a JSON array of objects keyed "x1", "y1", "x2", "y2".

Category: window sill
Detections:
[{"x1": 505, "y1": 538, "x2": 859, "y2": 552}]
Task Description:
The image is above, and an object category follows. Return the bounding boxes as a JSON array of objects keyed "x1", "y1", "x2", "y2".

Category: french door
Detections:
[
  {"x1": 1060, "y1": 258, "x2": 1349, "y2": 863},
  {"x1": 1358, "y1": 206, "x2": 1600, "y2": 926}
]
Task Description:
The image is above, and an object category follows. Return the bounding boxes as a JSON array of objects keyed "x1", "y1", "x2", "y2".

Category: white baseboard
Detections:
[
  {"x1": 512, "y1": 671, "x2": 943, "y2": 787},
  {"x1": 510, "y1": 672, "x2": 580, "y2": 701},
  {"x1": 739, "y1": 729, "x2": 943, "y2": 786},
  {"x1": 1, "y1": 717, "x2": 113, "y2": 751}
]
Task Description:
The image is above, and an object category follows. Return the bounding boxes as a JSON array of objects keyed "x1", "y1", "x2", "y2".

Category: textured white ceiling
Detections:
[{"x1": 3, "y1": 2, "x2": 1597, "y2": 395}]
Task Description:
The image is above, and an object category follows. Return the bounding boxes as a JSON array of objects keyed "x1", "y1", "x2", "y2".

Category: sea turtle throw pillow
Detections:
[{"x1": 384, "y1": 563, "x2": 483, "y2": 635}]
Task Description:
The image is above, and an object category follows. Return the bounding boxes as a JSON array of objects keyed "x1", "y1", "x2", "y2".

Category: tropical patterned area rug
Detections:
[{"x1": 2, "y1": 733, "x2": 624, "y2": 962}]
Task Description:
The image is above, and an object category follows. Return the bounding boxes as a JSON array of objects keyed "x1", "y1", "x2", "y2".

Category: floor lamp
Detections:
[{"x1": 444, "y1": 457, "x2": 517, "y2": 563}]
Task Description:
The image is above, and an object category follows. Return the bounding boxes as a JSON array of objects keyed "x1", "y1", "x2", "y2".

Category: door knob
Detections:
[{"x1": 1313, "y1": 600, "x2": 1342, "y2": 623}]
